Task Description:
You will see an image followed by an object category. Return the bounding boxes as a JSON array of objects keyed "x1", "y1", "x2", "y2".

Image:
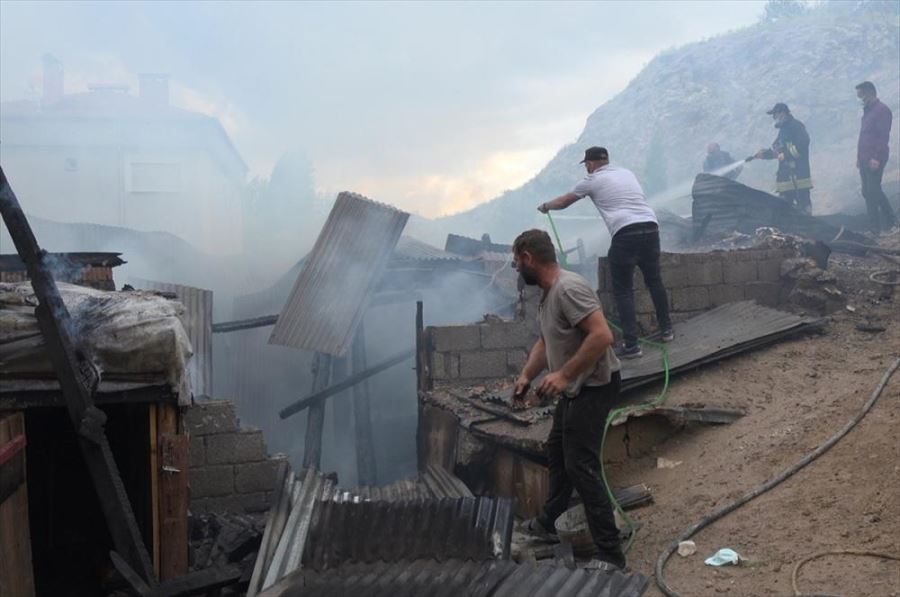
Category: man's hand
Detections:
[
  {"x1": 869, "y1": 158, "x2": 881, "y2": 171},
  {"x1": 777, "y1": 152, "x2": 785, "y2": 162},
  {"x1": 536, "y1": 371, "x2": 570, "y2": 399},
  {"x1": 537, "y1": 203, "x2": 549, "y2": 214},
  {"x1": 755, "y1": 149, "x2": 767, "y2": 160},
  {"x1": 513, "y1": 374, "x2": 531, "y2": 402}
]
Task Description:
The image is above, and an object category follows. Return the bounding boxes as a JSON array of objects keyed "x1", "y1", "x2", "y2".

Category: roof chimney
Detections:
[
  {"x1": 41, "y1": 54, "x2": 64, "y2": 106},
  {"x1": 138, "y1": 73, "x2": 169, "y2": 108}
]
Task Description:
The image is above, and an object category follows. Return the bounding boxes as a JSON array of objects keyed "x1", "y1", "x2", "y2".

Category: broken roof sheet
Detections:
[
  {"x1": 350, "y1": 464, "x2": 474, "y2": 502},
  {"x1": 268, "y1": 192, "x2": 409, "y2": 356},
  {"x1": 620, "y1": 300, "x2": 825, "y2": 390},
  {"x1": 259, "y1": 558, "x2": 649, "y2": 597},
  {"x1": 302, "y1": 496, "x2": 516, "y2": 570}
]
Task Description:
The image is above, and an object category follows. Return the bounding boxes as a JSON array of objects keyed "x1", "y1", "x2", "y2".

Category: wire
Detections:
[
  {"x1": 654, "y1": 356, "x2": 900, "y2": 597},
  {"x1": 792, "y1": 550, "x2": 900, "y2": 596}
]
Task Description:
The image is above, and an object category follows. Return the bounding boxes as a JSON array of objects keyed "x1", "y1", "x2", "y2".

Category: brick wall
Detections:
[
  {"x1": 183, "y1": 400, "x2": 285, "y2": 514},
  {"x1": 428, "y1": 319, "x2": 539, "y2": 385},
  {"x1": 426, "y1": 248, "x2": 794, "y2": 384},
  {"x1": 597, "y1": 247, "x2": 795, "y2": 333}
]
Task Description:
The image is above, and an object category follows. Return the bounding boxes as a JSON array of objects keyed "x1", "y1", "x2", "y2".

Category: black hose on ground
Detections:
[{"x1": 655, "y1": 356, "x2": 900, "y2": 597}]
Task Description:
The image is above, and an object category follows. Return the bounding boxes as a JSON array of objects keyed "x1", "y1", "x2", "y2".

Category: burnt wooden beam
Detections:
[
  {"x1": 211, "y1": 314, "x2": 278, "y2": 334},
  {"x1": 302, "y1": 353, "x2": 332, "y2": 469},
  {"x1": 281, "y1": 347, "x2": 414, "y2": 420},
  {"x1": 1, "y1": 167, "x2": 157, "y2": 585},
  {"x1": 351, "y1": 324, "x2": 377, "y2": 486}
]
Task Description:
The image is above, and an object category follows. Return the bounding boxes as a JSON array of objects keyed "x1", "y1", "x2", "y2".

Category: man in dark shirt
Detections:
[
  {"x1": 703, "y1": 143, "x2": 742, "y2": 180},
  {"x1": 856, "y1": 81, "x2": 897, "y2": 234},
  {"x1": 755, "y1": 103, "x2": 813, "y2": 215}
]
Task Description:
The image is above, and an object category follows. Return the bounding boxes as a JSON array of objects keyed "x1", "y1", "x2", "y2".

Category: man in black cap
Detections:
[
  {"x1": 755, "y1": 103, "x2": 813, "y2": 214},
  {"x1": 537, "y1": 146, "x2": 673, "y2": 359}
]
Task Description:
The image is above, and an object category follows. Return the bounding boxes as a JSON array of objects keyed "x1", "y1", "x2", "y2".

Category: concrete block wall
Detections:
[
  {"x1": 597, "y1": 247, "x2": 795, "y2": 333},
  {"x1": 428, "y1": 319, "x2": 539, "y2": 385},
  {"x1": 184, "y1": 400, "x2": 285, "y2": 514}
]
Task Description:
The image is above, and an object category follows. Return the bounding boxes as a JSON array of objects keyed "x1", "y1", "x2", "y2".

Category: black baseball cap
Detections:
[
  {"x1": 766, "y1": 102, "x2": 790, "y2": 115},
  {"x1": 580, "y1": 146, "x2": 609, "y2": 163}
]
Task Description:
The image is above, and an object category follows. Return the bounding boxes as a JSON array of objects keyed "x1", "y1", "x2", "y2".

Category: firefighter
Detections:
[{"x1": 755, "y1": 103, "x2": 812, "y2": 214}]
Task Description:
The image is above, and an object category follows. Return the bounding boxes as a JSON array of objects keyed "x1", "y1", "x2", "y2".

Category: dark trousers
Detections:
[
  {"x1": 538, "y1": 374, "x2": 624, "y2": 566},
  {"x1": 860, "y1": 164, "x2": 897, "y2": 233},
  {"x1": 780, "y1": 188, "x2": 812, "y2": 214},
  {"x1": 608, "y1": 222, "x2": 671, "y2": 348}
]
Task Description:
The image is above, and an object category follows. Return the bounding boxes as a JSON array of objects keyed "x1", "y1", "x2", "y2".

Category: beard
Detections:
[{"x1": 519, "y1": 267, "x2": 539, "y2": 286}]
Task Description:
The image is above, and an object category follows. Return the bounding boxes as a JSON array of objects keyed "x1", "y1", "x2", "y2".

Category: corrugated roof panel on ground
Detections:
[
  {"x1": 301, "y1": 497, "x2": 515, "y2": 571},
  {"x1": 257, "y1": 559, "x2": 649, "y2": 597},
  {"x1": 269, "y1": 192, "x2": 409, "y2": 356}
]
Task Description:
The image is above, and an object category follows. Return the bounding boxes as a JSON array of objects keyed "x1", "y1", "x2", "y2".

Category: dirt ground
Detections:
[{"x1": 605, "y1": 241, "x2": 900, "y2": 596}]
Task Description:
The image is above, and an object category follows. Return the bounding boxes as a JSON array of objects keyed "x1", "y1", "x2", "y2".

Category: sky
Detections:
[{"x1": 0, "y1": 0, "x2": 767, "y2": 218}]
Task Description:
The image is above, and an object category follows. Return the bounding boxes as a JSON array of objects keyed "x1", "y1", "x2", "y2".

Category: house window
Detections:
[
  {"x1": 128, "y1": 162, "x2": 181, "y2": 193},
  {"x1": 65, "y1": 157, "x2": 78, "y2": 172}
]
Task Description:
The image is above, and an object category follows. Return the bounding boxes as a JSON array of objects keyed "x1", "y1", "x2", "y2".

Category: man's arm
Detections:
[
  {"x1": 536, "y1": 309, "x2": 614, "y2": 397},
  {"x1": 538, "y1": 192, "x2": 581, "y2": 213},
  {"x1": 514, "y1": 337, "x2": 547, "y2": 399}
]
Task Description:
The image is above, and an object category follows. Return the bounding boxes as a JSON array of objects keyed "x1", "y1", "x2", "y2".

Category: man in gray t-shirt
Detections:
[{"x1": 511, "y1": 229, "x2": 626, "y2": 571}]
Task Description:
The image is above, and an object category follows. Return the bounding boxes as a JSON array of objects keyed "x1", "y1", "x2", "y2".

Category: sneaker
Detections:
[
  {"x1": 583, "y1": 558, "x2": 626, "y2": 572},
  {"x1": 521, "y1": 517, "x2": 559, "y2": 543},
  {"x1": 660, "y1": 327, "x2": 674, "y2": 342},
  {"x1": 615, "y1": 344, "x2": 642, "y2": 359}
]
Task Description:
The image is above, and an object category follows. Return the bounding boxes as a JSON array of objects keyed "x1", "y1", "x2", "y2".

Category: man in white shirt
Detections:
[{"x1": 538, "y1": 146, "x2": 672, "y2": 358}]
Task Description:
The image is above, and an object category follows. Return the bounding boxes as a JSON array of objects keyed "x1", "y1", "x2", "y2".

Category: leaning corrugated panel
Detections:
[{"x1": 268, "y1": 192, "x2": 409, "y2": 356}]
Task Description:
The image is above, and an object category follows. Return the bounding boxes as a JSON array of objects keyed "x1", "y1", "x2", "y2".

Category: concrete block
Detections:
[
  {"x1": 744, "y1": 282, "x2": 782, "y2": 307},
  {"x1": 672, "y1": 286, "x2": 710, "y2": 312},
  {"x1": 432, "y1": 352, "x2": 458, "y2": 380},
  {"x1": 191, "y1": 465, "x2": 234, "y2": 498},
  {"x1": 234, "y1": 459, "x2": 281, "y2": 494},
  {"x1": 659, "y1": 252, "x2": 686, "y2": 268},
  {"x1": 661, "y1": 265, "x2": 691, "y2": 289},
  {"x1": 190, "y1": 435, "x2": 205, "y2": 468},
  {"x1": 459, "y1": 350, "x2": 508, "y2": 379},
  {"x1": 194, "y1": 491, "x2": 270, "y2": 514},
  {"x1": 205, "y1": 431, "x2": 267, "y2": 465},
  {"x1": 633, "y1": 290, "x2": 655, "y2": 314},
  {"x1": 431, "y1": 325, "x2": 481, "y2": 352},
  {"x1": 480, "y1": 322, "x2": 534, "y2": 349},
  {"x1": 734, "y1": 248, "x2": 767, "y2": 261},
  {"x1": 723, "y1": 261, "x2": 758, "y2": 284},
  {"x1": 686, "y1": 260, "x2": 723, "y2": 286},
  {"x1": 507, "y1": 349, "x2": 527, "y2": 373},
  {"x1": 708, "y1": 285, "x2": 745, "y2": 307},
  {"x1": 183, "y1": 401, "x2": 239, "y2": 436},
  {"x1": 757, "y1": 258, "x2": 783, "y2": 283}
]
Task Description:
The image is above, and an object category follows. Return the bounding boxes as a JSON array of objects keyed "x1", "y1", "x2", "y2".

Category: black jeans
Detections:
[
  {"x1": 538, "y1": 373, "x2": 624, "y2": 567},
  {"x1": 860, "y1": 164, "x2": 897, "y2": 233},
  {"x1": 607, "y1": 222, "x2": 671, "y2": 348}
]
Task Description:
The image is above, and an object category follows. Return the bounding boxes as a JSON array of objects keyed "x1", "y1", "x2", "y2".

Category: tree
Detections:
[
  {"x1": 761, "y1": 0, "x2": 809, "y2": 23},
  {"x1": 643, "y1": 130, "x2": 668, "y2": 198}
]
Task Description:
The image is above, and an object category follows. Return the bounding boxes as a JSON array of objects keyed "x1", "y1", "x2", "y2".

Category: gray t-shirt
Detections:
[{"x1": 538, "y1": 270, "x2": 621, "y2": 396}]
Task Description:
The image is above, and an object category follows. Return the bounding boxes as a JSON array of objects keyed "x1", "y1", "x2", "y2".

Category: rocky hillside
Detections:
[{"x1": 425, "y1": 3, "x2": 900, "y2": 248}]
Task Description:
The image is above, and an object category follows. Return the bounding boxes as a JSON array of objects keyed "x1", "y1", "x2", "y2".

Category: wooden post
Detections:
[
  {"x1": 0, "y1": 413, "x2": 35, "y2": 597},
  {"x1": 329, "y1": 355, "x2": 351, "y2": 454},
  {"x1": 156, "y1": 404, "x2": 187, "y2": 580},
  {"x1": 415, "y1": 301, "x2": 431, "y2": 392},
  {"x1": 351, "y1": 324, "x2": 377, "y2": 486},
  {"x1": 149, "y1": 404, "x2": 160, "y2": 578},
  {"x1": 303, "y1": 353, "x2": 332, "y2": 470}
]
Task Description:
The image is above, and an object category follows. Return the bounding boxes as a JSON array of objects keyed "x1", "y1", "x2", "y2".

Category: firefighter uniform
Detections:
[{"x1": 759, "y1": 103, "x2": 812, "y2": 214}]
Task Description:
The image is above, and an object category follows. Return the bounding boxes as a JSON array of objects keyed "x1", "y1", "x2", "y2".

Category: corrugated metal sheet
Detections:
[
  {"x1": 269, "y1": 192, "x2": 409, "y2": 356},
  {"x1": 0, "y1": 251, "x2": 125, "y2": 271},
  {"x1": 620, "y1": 300, "x2": 825, "y2": 390},
  {"x1": 302, "y1": 496, "x2": 515, "y2": 570},
  {"x1": 351, "y1": 465, "x2": 474, "y2": 502},
  {"x1": 132, "y1": 278, "x2": 213, "y2": 397},
  {"x1": 259, "y1": 559, "x2": 649, "y2": 597}
]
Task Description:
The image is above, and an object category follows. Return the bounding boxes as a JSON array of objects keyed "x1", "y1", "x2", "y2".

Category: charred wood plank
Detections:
[
  {"x1": 0, "y1": 168, "x2": 157, "y2": 585},
  {"x1": 303, "y1": 353, "x2": 332, "y2": 469},
  {"x1": 352, "y1": 324, "x2": 377, "y2": 486},
  {"x1": 281, "y1": 348, "x2": 414, "y2": 420}
]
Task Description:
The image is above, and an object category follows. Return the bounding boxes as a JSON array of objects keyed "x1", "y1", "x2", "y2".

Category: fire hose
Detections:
[{"x1": 654, "y1": 356, "x2": 900, "y2": 597}]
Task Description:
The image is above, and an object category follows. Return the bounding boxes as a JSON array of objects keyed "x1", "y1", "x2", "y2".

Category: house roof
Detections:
[{"x1": 1, "y1": 91, "x2": 248, "y2": 177}]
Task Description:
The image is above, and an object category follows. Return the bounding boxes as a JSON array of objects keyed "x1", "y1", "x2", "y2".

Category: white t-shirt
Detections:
[{"x1": 571, "y1": 165, "x2": 657, "y2": 236}]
